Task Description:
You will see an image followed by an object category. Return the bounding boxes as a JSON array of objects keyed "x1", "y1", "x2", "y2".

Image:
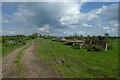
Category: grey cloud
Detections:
[{"x1": 2, "y1": 2, "x2": 118, "y2": 36}]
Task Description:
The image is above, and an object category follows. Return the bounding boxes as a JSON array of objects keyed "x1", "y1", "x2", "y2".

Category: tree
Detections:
[
  {"x1": 31, "y1": 33, "x2": 38, "y2": 39},
  {"x1": 105, "y1": 33, "x2": 109, "y2": 38},
  {"x1": 79, "y1": 35, "x2": 83, "y2": 40},
  {"x1": 104, "y1": 33, "x2": 109, "y2": 51},
  {"x1": 98, "y1": 35, "x2": 104, "y2": 40}
]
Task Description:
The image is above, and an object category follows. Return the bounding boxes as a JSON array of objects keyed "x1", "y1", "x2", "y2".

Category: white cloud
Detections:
[
  {"x1": 78, "y1": 31, "x2": 85, "y2": 35},
  {"x1": 96, "y1": 5, "x2": 107, "y2": 15},
  {"x1": 114, "y1": 23, "x2": 118, "y2": 27},
  {"x1": 59, "y1": 14, "x2": 80, "y2": 25},
  {"x1": 103, "y1": 27, "x2": 109, "y2": 30},
  {"x1": 2, "y1": 31, "x2": 16, "y2": 35},
  {"x1": 2, "y1": 2, "x2": 118, "y2": 36},
  {"x1": 38, "y1": 24, "x2": 50, "y2": 33},
  {"x1": 2, "y1": 0, "x2": 119, "y2": 2},
  {"x1": 111, "y1": 29, "x2": 115, "y2": 32},
  {"x1": 82, "y1": 23, "x2": 92, "y2": 27}
]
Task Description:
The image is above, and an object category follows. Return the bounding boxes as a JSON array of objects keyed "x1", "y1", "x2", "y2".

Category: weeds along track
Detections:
[
  {"x1": 2, "y1": 40, "x2": 33, "y2": 78},
  {"x1": 22, "y1": 40, "x2": 61, "y2": 78},
  {"x1": 3, "y1": 39, "x2": 61, "y2": 78},
  {"x1": 14, "y1": 40, "x2": 34, "y2": 77},
  {"x1": 2, "y1": 45, "x2": 24, "y2": 78}
]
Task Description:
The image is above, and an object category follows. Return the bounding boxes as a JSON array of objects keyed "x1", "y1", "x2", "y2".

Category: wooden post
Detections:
[
  {"x1": 105, "y1": 43, "x2": 108, "y2": 51},
  {"x1": 80, "y1": 43, "x2": 83, "y2": 49}
]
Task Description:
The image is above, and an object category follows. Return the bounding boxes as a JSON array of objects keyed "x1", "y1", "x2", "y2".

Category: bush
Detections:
[
  {"x1": 73, "y1": 46, "x2": 80, "y2": 49},
  {"x1": 87, "y1": 44, "x2": 104, "y2": 52},
  {"x1": 94, "y1": 45, "x2": 104, "y2": 52},
  {"x1": 22, "y1": 42, "x2": 26, "y2": 45},
  {"x1": 31, "y1": 33, "x2": 38, "y2": 39},
  {"x1": 4, "y1": 44, "x2": 8, "y2": 47},
  {"x1": 108, "y1": 44, "x2": 113, "y2": 50},
  {"x1": 87, "y1": 44, "x2": 95, "y2": 51},
  {"x1": 83, "y1": 44, "x2": 88, "y2": 49}
]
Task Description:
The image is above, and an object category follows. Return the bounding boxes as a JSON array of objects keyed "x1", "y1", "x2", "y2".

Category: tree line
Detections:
[{"x1": 1, "y1": 33, "x2": 119, "y2": 52}]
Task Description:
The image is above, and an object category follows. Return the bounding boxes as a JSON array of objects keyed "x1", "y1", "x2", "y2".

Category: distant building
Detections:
[
  {"x1": 64, "y1": 40, "x2": 84, "y2": 45},
  {"x1": 52, "y1": 37, "x2": 66, "y2": 42}
]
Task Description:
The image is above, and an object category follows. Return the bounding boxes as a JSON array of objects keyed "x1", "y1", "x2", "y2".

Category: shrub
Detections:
[
  {"x1": 22, "y1": 42, "x2": 26, "y2": 45},
  {"x1": 94, "y1": 45, "x2": 104, "y2": 52},
  {"x1": 83, "y1": 44, "x2": 88, "y2": 49},
  {"x1": 87, "y1": 44, "x2": 95, "y2": 51},
  {"x1": 73, "y1": 46, "x2": 80, "y2": 49},
  {"x1": 108, "y1": 44, "x2": 113, "y2": 50},
  {"x1": 87, "y1": 44, "x2": 104, "y2": 52},
  {"x1": 4, "y1": 44, "x2": 8, "y2": 47}
]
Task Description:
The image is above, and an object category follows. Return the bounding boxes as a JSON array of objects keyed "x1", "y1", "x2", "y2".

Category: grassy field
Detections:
[
  {"x1": 14, "y1": 40, "x2": 33, "y2": 77},
  {"x1": 0, "y1": 44, "x2": 2, "y2": 57},
  {"x1": 35, "y1": 38, "x2": 118, "y2": 78},
  {"x1": 2, "y1": 44, "x2": 24, "y2": 57},
  {"x1": 2, "y1": 36, "x2": 29, "y2": 57},
  {"x1": 0, "y1": 37, "x2": 1, "y2": 57}
]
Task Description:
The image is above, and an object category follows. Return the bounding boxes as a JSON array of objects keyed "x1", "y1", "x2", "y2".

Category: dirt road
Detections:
[
  {"x1": 2, "y1": 40, "x2": 61, "y2": 78},
  {"x1": 2, "y1": 47, "x2": 24, "y2": 78},
  {"x1": 22, "y1": 41, "x2": 60, "y2": 78}
]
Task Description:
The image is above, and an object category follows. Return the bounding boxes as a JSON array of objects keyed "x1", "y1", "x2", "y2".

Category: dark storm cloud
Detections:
[{"x1": 2, "y1": 2, "x2": 118, "y2": 36}]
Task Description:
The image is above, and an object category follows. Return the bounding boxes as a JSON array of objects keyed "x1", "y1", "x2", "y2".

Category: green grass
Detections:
[
  {"x1": 35, "y1": 38, "x2": 118, "y2": 78},
  {"x1": 14, "y1": 40, "x2": 33, "y2": 77},
  {"x1": 0, "y1": 36, "x2": 2, "y2": 43},
  {"x1": 2, "y1": 36, "x2": 30, "y2": 57},
  {"x1": 2, "y1": 44, "x2": 24, "y2": 57},
  {"x1": 0, "y1": 37, "x2": 2, "y2": 57},
  {"x1": 0, "y1": 44, "x2": 2, "y2": 57}
]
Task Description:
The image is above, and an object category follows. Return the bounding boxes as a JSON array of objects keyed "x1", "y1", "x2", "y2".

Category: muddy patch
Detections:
[{"x1": 54, "y1": 57, "x2": 67, "y2": 64}]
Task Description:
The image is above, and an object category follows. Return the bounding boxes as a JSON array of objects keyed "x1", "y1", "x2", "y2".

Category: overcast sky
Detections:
[{"x1": 1, "y1": 1, "x2": 119, "y2": 36}]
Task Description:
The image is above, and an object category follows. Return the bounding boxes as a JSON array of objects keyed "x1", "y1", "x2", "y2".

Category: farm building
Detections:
[
  {"x1": 64, "y1": 40, "x2": 84, "y2": 45},
  {"x1": 53, "y1": 37, "x2": 84, "y2": 48},
  {"x1": 52, "y1": 37, "x2": 66, "y2": 42}
]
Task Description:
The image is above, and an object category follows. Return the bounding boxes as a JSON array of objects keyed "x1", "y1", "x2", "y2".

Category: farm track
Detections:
[
  {"x1": 22, "y1": 41, "x2": 61, "y2": 78},
  {"x1": 2, "y1": 40, "x2": 61, "y2": 78},
  {"x1": 2, "y1": 46, "x2": 24, "y2": 78}
]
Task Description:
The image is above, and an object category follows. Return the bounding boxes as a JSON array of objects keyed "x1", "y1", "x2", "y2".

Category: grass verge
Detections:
[
  {"x1": 2, "y1": 44, "x2": 24, "y2": 57},
  {"x1": 35, "y1": 38, "x2": 118, "y2": 78},
  {"x1": 14, "y1": 40, "x2": 33, "y2": 77}
]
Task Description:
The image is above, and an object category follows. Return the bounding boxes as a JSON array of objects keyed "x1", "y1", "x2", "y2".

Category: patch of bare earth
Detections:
[
  {"x1": 2, "y1": 47, "x2": 24, "y2": 78},
  {"x1": 22, "y1": 42, "x2": 61, "y2": 78}
]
